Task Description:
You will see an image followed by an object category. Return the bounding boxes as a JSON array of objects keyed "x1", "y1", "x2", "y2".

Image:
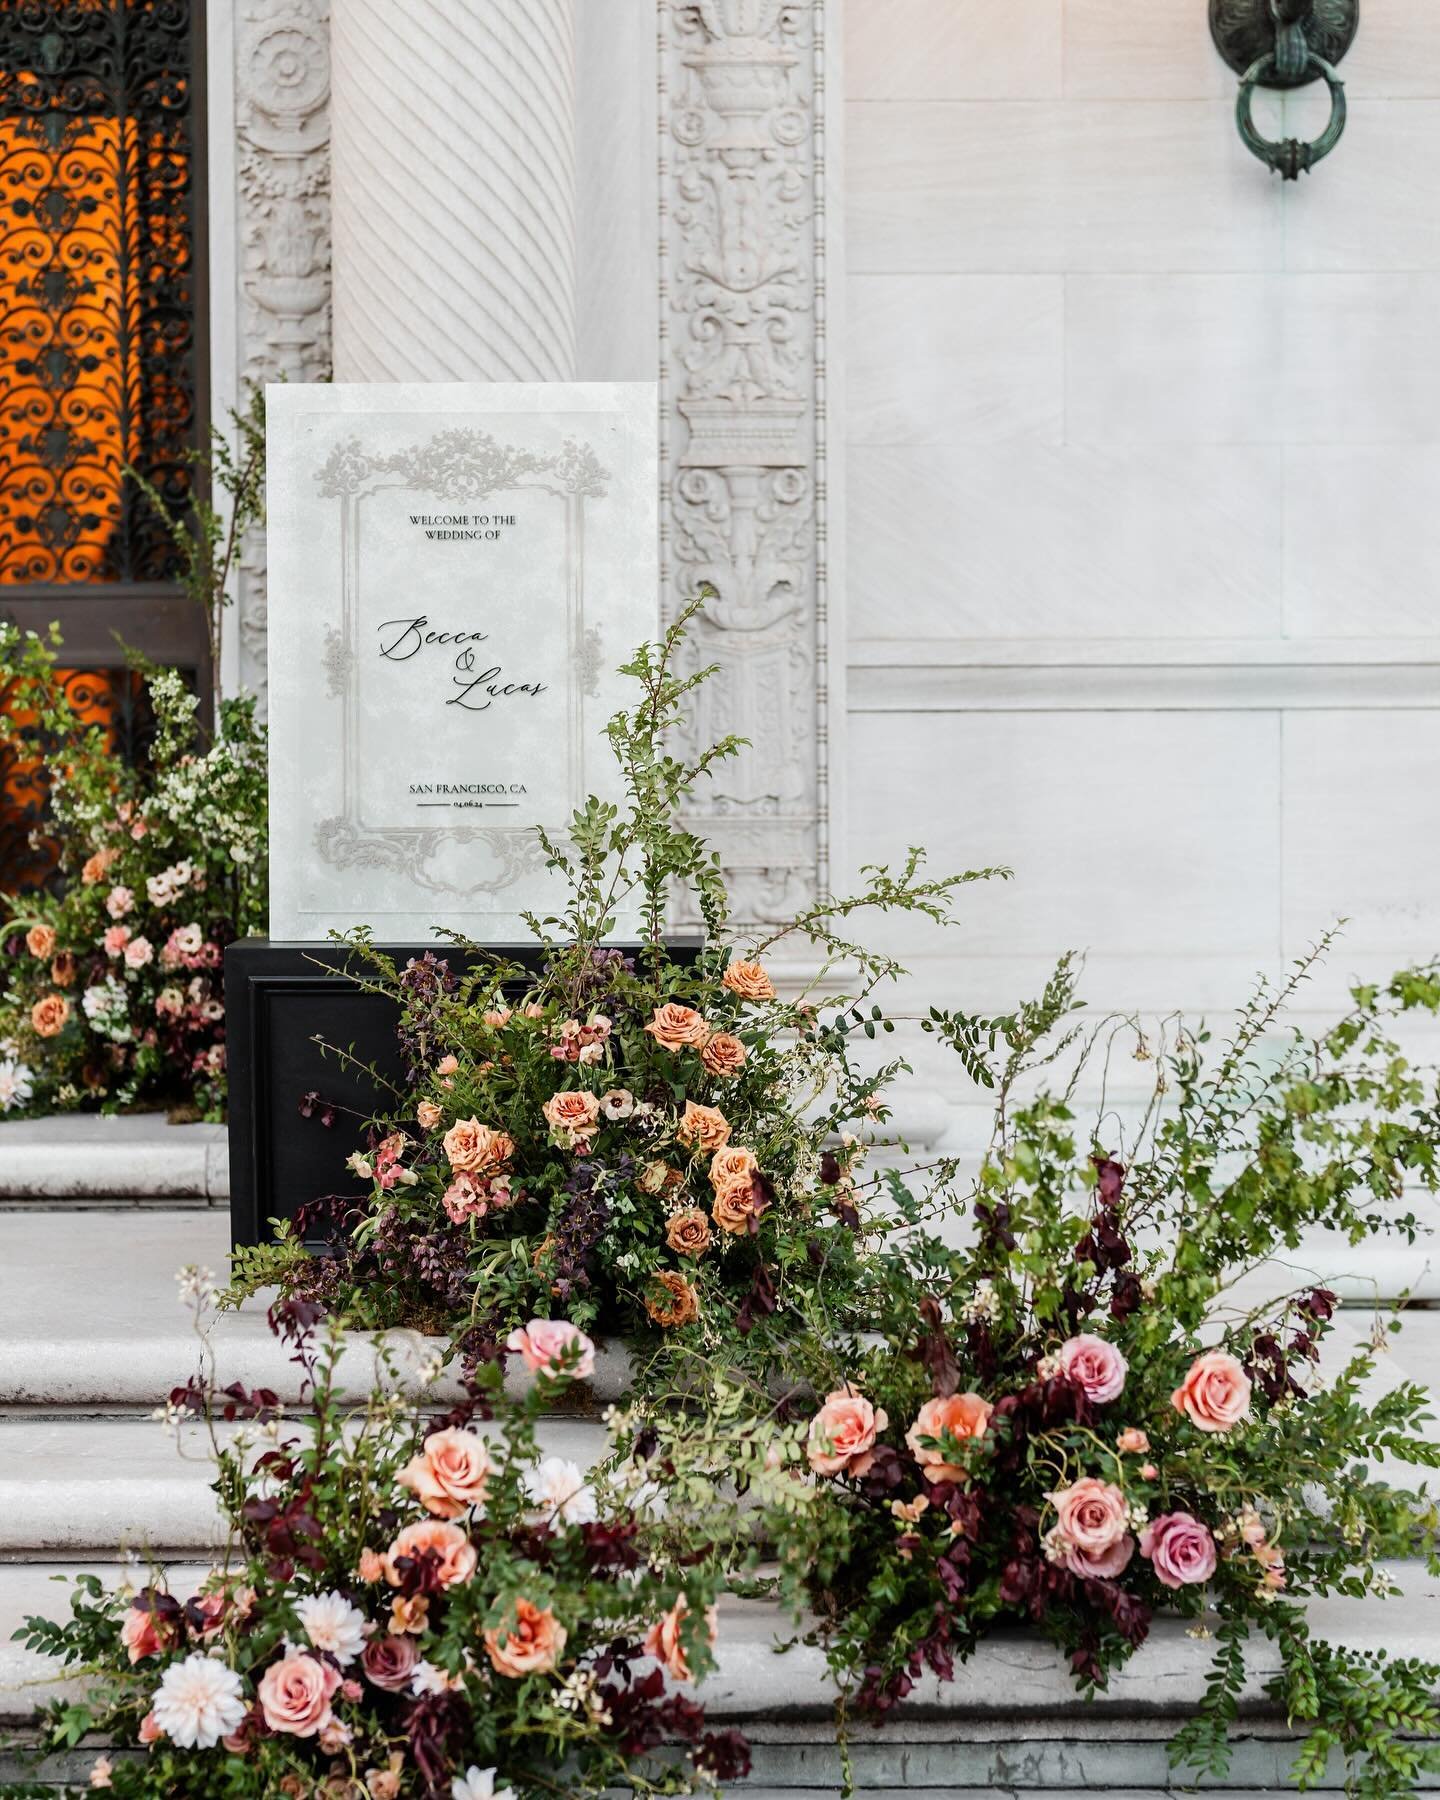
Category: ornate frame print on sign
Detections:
[
  {"x1": 311, "y1": 428, "x2": 609, "y2": 899},
  {"x1": 265, "y1": 382, "x2": 659, "y2": 943}
]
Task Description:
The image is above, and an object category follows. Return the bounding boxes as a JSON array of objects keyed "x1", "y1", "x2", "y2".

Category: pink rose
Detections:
[
  {"x1": 1057, "y1": 1333, "x2": 1128, "y2": 1405},
  {"x1": 102, "y1": 924, "x2": 131, "y2": 957},
  {"x1": 256, "y1": 1652, "x2": 341, "y2": 1738},
  {"x1": 1171, "y1": 1350, "x2": 1251, "y2": 1433},
  {"x1": 137, "y1": 1711, "x2": 163, "y2": 1744},
  {"x1": 905, "y1": 1393, "x2": 992, "y2": 1484},
  {"x1": 1140, "y1": 1511, "x2": 1218, "y2": 1588},
  {"x1": 416, "y1": 1098, "x2": 442, "y2": 1130},
  {"x1": 398, "y1": 1426, "x2": 493, "y2": 1519},
  {"x1": 1116, "y1": 1428, "x2": 1150, "y2": 1454},
  {"x1": 123, "y1": 935, "x2": 153, "y2": 970},
  {"x1": 1050, "y1": 1477, "x2": 1133, "y2": 1578},
  {"x1": 806, "y1": 1388, "x2": 887, "y2": 1477},
  {"x1": 506, "y1": 1318, "x2": 595, "y2": 1379},
  {"x1": 105, "y1": 886, "x2": 134, "y2": 920}
]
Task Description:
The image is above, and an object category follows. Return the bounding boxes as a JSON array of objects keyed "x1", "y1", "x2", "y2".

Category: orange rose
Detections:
[
  {"x1": 700, "y1": 1032, "x2": 746, "y2": 1077},
  {"x1": 483, "y1": 1597, "x2": 567, "y2": 1678},
  {"x1": 722, "y1": 960, "x2": 776, "y2": 1002},
  {"x1": 50, "y1": 953, "x2": 76, "y2": 988},
  {"x1": 807, "y1": 1388, "x2": 888, "y2": 1477},
  {"x1": 666, "y1": 1208, "x2": 712, "y2": 1257},
  {"x1": 645, "y1": 1270, "x2": 700, "y2": 1328},
  {"x1": 441, "y1": 1118, "x2": 514, "y2": 1175},
  {"x1": 542, "y1": 1088, "x2": 600, "y2": 1143},
  {"x1": 643, "y1": 1594, "x2": 717, "y2": 1683},
  {"x1": 25, "y1": 924, "x2": 56, "y2": 959},
  {"x1": 416, "y1": 1099, "x2": 443, "y2": 1131},
  {"x1": 397, "y1": 1427, "x2": 493, "y2": 1519},
  {"x1": 906, "y1": 1393, "x2": 992, "y2": 1483},
  {"x1": 676, "y1": 1100, "x2": 731, "y2": 1153},
  {"x1": 711, "y1": 1184, "x2": 757, "y2": 1236},
  {"x1": 80, "y1": 848, "x2": 116, "y2": 886},
  {"x1": 644, "y1": 1003, "x2": 710, "y2": 1052},
  {"x1": 384, "y1": 1520, "x2": 477, "y2": 1589},
  {"x1": 30, "y1": 993, "x2": 69, "y2": 1038},
  {"x1": 709, "y1": 1146, "x2": 757, "y2": 1192}
]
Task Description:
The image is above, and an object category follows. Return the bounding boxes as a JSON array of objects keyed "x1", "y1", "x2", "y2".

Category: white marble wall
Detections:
[{"x1": 841, "y1": 0, "x2": 1440, "y2": 1036}]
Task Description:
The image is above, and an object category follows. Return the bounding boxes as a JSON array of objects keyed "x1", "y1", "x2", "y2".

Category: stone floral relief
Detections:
[
  {"x1": 663, "y1": 0, "x2": 826, "y2": 926},
  {"x1": 233, "y1": 0, "x2": 334, "y2": 705}
]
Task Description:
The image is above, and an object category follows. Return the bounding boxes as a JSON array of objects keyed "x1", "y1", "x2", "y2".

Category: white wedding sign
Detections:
[{"x1": 266, "y1": 383, "x2": 658, "y2": 940}]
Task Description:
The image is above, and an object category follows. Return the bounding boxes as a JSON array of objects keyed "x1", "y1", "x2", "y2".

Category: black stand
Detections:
[{"x1": 224, "y1": 937, "x2": 700, "y2": 1248}]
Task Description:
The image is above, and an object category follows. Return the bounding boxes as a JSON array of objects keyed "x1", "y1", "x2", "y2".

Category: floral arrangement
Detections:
[
  {"x1": 0, "y1": 630, "x2": 267, "y2": 1121},
  {"x1": 688, "y1": 948, "x2": 1440, "y2": 1797},
  {"x1": 4, "y1": 1277, "x2": 766, "y2": 1800},
  {"x1": 231, "y1": 604, "x2": 1001, "y2": 1369}
]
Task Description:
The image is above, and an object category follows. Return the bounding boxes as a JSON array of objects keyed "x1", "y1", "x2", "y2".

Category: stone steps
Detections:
[{"x1": 0, "y1": 1115, "x2": 228, "y2": 1205}]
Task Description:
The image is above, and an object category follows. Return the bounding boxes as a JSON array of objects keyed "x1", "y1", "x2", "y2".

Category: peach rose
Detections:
[
  {"x1": 644, "y1": 1003, "x2": 710, "y2": 1052},
  {"x1": 389, "y1": 1595, "x2": 429, "y2": 1635},
  {"x1": 81, "y1": 849, "x2": 116, "y2": 886},
  {"x1": 906, "y1": 1393, "x2": 992, "y2": 1483},
  {"x1": 483, "y1": 1597, "x2": 567, "y2": 1678},
  {"x1": 30, "y1": 993, "x2": 68, "y2": 1038},
  {"x1": 25, "y1": 923, "x2": 55, "y2": 959},
  {"x1": 721, "y1": 960, "x2": 776, "y2": 1003},
  {"x1": 137, "y1": 1711, "x2": 163, "y2": 1744},
  {"x1": 384, "y1": 1520, "x2": 477, "y2": 1589},
  {"x1": 700, "y1": 1032, "x2": 746, "y2": 1078},
  {"x1": 357, "y1": 1548, "x2": 387, "y2": 1583},
  {"x1": 711, "y1": 1183, "x2": 758, "y2": 1236},
  {"x1": 437, "y1": 1053, "x2": 460, "y2": 1075},
  {"x1": 709, "y1": 1146, "x2": 758, "y2": 1192},
  {"x1": 398, "y1": 1426, "x2": 493, "y2": 1519},
  {"x1": 542, "y1": 1088, "x2": 600, "y2": 1143},
  {"x1": 1117, "y1": 1427, "x2": 1150, "y2": 1454},
  {"x1": 1049, "y1": 1477, "x2": 1133, "y2": 1578},
  {"x1": 666, "y1": 1208, "x2": 712, "y2": 1257},
  {"x1": 1171, "y1": 1350, "x2": 1251, "y2": 1434},
  {"x1": 807, "y1": 1388, "x2": 888, "y2": 1477},
  {"x1": 50, "y1": 952, "x2": 76, "y2": 987},
  {"x1": 643, "y1": 1595, "x2": 717, "y2": 1683},
  {"x1": 676, "y1": 1100, "x2": 731, "y2": 1152},
  {"x1": 1057, "y1": 1333, "x2": 1128, "y2": 1406},
  {"x1": 645, "y1": 1270, "x2": 700, "y2": 1328},
  {"x1": 120, "y1": 1600, "x2": 175, "y2": 1664},
  {"x1": 257, "y1": 1652, "x2": 341, "y2": 1738},
  {"x1": 506, "y1": 1318, "x2": 596, "y2": 1379},
  {"x1": 416, "y1": 1098, "x2": 443, "y2": 1130},
  {"x1": 442, "y1": 1117, "x2": 514, "y2": 1175}
]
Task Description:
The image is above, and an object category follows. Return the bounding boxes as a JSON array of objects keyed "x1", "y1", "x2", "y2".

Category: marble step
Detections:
[
  {"x1": 0, "y1": 1416, "x2": 613, "y2": 1559},
  {"x1": 0, "y1": 1115, "x2": 228, "y2": 1203},
  {"x1": 3, "y1": 1563, "x2": 1439, "y2": 1794}
]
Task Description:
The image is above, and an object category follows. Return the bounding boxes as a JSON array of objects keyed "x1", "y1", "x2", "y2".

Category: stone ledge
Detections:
[
  {"x1": 3, "y1": 1563, "x2": 1438, "y2": 1733},
  {"x1": 0, "y1": 1115, "x2": 228, "y2": 1202}
]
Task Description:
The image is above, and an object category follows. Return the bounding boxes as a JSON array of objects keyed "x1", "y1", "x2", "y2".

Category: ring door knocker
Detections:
[{"x1": 1210, "y1": 0, "x2": 1359, "y2": 179}]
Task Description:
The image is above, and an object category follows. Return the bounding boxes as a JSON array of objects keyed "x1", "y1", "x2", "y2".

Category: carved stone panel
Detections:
[{"x1": 659, "y1": 0, "x2": 830, "y2": 924}]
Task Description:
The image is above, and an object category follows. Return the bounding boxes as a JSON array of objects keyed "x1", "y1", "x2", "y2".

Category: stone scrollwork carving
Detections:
[
  {"x1": 661, "y1": 0, "x2": 828, "y2": 926},
  {"x1": 232, "y1": 0, "x2": 334, "y2": 704}
]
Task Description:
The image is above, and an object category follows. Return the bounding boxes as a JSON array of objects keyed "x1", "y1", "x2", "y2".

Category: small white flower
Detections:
[
  {"x1": 294, "y1": 1589, "x2": 369, "y2": 1665},
  {"x1": 451, "y1": 1768, "x2": 516, "y2": 1800},
  {"x1": 524, "y1": 1456, "x2": 599, "y2": 1526},
  {"x1": 175, "y1": 1266, "x2": 217, "y2": 1307},
  {"x1": 412, "y1": 1659, "x2": 468, "y2": 1697},
  {"x1": 149, "y1": 1652, "x2": 247, "y2": 1748},
  {"x1": 0, "y1": 1057, "x2": 33, "y2": 1112}
]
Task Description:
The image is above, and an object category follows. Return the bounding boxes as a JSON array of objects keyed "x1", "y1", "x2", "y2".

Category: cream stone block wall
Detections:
[{"x1": 841, "y1": 0, "x2": 1440, "y2": 1056}]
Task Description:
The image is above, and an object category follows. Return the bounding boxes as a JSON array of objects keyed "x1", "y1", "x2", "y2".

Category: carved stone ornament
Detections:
[
  {"x1": 232, "y1": 0, "x2": 334, "y2": 703},
  {"x1": 660, "y1": 0, "x2": 830, "y2": 925}
]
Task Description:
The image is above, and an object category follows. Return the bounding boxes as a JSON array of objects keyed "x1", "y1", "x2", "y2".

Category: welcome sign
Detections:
[{"x1": 266, "y1": 383, "x2": 658, "y2": 940}]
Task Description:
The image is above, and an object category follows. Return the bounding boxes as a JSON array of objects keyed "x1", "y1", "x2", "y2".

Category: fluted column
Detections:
[{"x1": 330, "y1": 0, "x2": 577, "y2": 382}]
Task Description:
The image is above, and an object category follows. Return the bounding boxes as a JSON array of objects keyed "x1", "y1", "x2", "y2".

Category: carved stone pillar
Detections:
[
  {"x1": 660, "y1": 0, "x2": 831, "y2": 924},
  {"x1": 212, "y1": 0, "x2": 334, "y2": 702},
  {"x1": 329, "y1": 0, "x2": 578, "y2": 382}
]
